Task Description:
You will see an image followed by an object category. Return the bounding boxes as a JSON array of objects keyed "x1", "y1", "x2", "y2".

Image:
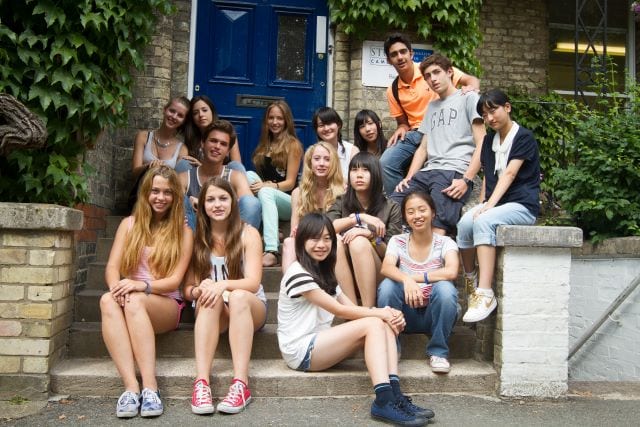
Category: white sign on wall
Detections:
[{"x1": 361, "y1": 40, "x2": 434, "y2": 88}]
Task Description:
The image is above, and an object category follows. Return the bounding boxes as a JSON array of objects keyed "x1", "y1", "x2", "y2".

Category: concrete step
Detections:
[
  {"x1": 67, "y1": 322, "x2": 476, "y2": 360},
  {"x1": 86, "y1": 262, "x2": 284, "y2": 292},
  {"x1": 95, "y1": 237, "x2": 114, "y2": 263},
  {"x1": 50, "y1": 357, "x2": 496, "y2": 398}
]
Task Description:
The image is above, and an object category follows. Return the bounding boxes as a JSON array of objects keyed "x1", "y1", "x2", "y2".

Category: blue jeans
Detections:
[
  {"x1": 456, "y1": 202, "x2": 536, "y2": 248},
  {"x1": 377, "y1": 278, "x2": 458, "y2": 358},
  {"x1": 379, "y1": 130, "x2": 423, "y2": 195},
  {"x1": 184, "y1": 194, "x2": 262, "y2": 231},
  {"x1": 226, "y1": 160, "x2": 247, "y2": 174},
  {"x1": 247, "y1": 171, "x2": 291, "y2": 252}
]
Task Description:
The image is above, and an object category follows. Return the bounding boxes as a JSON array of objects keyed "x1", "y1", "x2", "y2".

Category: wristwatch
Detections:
[
  {"x1": 144, "y1": 280, "x2": 151, "y2": 295},
  {"x1": 462, "y1": 176, "x2": 473, "y2": 186}
]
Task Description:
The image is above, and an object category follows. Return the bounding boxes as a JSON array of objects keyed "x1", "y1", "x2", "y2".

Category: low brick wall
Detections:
[
  {"x1": 479, "y1": 225, "x2": 583, "y2": 398},
  {"x1": 569, "y1": 237, "x2": 640, "y2": 381},
  {"x1": 0, "y1": 203, "x2": 83, "y2": 399}
]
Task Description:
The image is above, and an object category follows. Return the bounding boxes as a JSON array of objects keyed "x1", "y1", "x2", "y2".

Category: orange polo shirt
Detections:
[{"x1": 386, "y1": 63, "x2": 464, "y2": 129}]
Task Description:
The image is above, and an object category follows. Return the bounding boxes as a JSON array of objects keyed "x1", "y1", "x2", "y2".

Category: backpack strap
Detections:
[{"x1": 392, "y1": 76, "x2": 409, "y2": 122}]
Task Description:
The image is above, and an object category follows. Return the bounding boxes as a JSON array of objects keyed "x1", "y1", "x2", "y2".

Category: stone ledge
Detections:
[
  {"x1": 573, "y1": 236, "x2": 640, "y2": 258},
  {"x1": 0, "y1": 203, "x2": 83, "y2": 231},
  {"x1": 496, "y1": 225, "x2": 582, "y2": 248}
]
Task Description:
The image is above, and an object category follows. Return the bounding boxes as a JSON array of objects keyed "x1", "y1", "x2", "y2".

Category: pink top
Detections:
[{"x1": 127, "y1": 217, "x2": 182, "y2": 301}]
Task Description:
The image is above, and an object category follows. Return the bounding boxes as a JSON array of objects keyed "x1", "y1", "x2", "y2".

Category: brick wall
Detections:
[
  {"x1": 569, "y1": 238, "x2": 640, "y2": 380},
  {"x1": 0, "y1": 203, "x2": 82, "y2": 399}
]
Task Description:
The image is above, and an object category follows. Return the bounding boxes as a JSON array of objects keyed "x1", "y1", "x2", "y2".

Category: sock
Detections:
[
  {"x1": 374, "y1": 382, "x2": 395, "y2": 406},
  {"x1": 476, "y1": 288, "x2": 494, "y2": 297},
  {"x1": 389, "y1": 375, "x2": 402, "y2": 399}
]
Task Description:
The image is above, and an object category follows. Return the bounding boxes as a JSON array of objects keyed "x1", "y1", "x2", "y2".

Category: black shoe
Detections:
[
  {"x1": 371, "y1": 400, "x2": 428, "y2": 426},
  {"x1": 397, "y1": 394, "x2": 435, "y2": 419}
]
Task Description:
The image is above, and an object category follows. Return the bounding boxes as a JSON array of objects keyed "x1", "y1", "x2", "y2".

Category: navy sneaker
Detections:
[
  {"x1": 397, "y1": 394, "x2": 435, "y2": 419},
  {"x1": 140, "y1": 388, "x2": 163, "y2": 417},
  {"x1": 371, "y1": 400, "x2": 428, "y2": 426}
]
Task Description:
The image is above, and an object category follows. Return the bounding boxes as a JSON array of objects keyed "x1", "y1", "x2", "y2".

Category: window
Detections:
[{"x1": 548, "y1": 0, "x2": 635, "y2": 96}]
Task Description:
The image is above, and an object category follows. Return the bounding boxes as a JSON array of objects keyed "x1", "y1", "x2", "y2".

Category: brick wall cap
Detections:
[
  {"x1": 573, "y1": 236, "x2": 640, "y2": 257},
  {"x1": 496, "y1": 225, "x2": 583, "y2": 248},
  {"x1": 0, "y1": 203, "x2": 83, "y2": 231}
]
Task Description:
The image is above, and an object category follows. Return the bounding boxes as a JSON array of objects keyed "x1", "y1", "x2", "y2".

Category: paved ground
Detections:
[{"x1": 2, "y1": 383, "x2": 640, "y2": 427}]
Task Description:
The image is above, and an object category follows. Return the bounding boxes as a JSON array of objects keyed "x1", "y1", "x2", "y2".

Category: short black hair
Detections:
[
  {"x1": 384, "y1": 33, "x2": 412, "y2": 58},
  {"x1": 400, "y1": 191, "x2": 437, "y2": 224},
  {"x1": 477, "y1": 89, "x2": 510, "y2": 117}
]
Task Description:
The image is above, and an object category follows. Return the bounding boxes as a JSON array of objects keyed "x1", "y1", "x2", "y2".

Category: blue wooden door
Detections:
[{"x1": 194, "y1": 0, "x2": 329, "y2": 168}]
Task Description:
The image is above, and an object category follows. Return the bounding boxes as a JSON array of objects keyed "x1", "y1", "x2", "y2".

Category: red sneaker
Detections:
[
  {"x1": 216, "y1": 378, "x2": 252, "y2": 414},
  {"x1": 191, "y1": 378, "x2": 214, "y2": 415}
]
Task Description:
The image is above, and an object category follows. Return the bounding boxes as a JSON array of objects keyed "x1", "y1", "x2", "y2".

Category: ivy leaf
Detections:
[
  {"x1": 0, "y1": 24, "x2": 17, "y2": 43},
  {"x1": 28, "y1": 85, "x2": 53, "y2": 111},
  {"x1": 52, "y1": 68, "x2": 76, "y2": 92},
  {"x1": 33, "y1": 1, "x2": 66, "y2": 28}
]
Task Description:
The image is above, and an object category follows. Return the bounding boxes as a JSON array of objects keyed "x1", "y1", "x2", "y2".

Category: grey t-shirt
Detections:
[{"x1": 417, "y1": 90, "x2": 481, "y2": 174}]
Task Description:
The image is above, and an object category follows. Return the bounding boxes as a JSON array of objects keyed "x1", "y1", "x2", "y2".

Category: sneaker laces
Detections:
[
  {"x1": 193, "y1": 381, "x2": 212, "y2": 406},
  {"x1": 118, "y1": 391, "x2": 138, "y2": 406},
  {"x1": 224, "y1": 381, "x2": 247, "y2": 406},
  {"x1": 468, "y1": 292, "x2": 482, "y2": 308},
  {"x1": 398, "y1": 394, "x2": 418, "y2": 412},
  {"x1": 142, "y1": 389, "x2": 161, "y2": 405},
  {"x1": 431, "y1": 355, "x2": 448, "y2": 366}
]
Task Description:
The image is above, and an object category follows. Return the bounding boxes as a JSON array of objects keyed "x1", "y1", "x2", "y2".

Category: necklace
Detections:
[{"x1": 154, "y1": 134, "x2": 172, "y2": 149}]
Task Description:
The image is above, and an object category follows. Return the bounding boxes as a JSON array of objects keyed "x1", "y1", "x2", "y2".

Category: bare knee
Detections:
[
  {"x1": 227, "y1": 289, "x2": 252, "y2": 310},
  {"x1": 100, "y1": 292, "x2": 121, "y2": 316},
  {"x1": 347, "y1": 235, "x2": 372, "y2": 253},
  {"x1": 123, "y1": 292, "x2": 147, "y2": 317}
]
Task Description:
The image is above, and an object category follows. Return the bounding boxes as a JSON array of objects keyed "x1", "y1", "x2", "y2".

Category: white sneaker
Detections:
[
  {"x1": 463, "y1": 288, "x2": 497, "y2": 322},
  {"x1": 429, "y1": 355, "x2": 450, "y2": 374}
]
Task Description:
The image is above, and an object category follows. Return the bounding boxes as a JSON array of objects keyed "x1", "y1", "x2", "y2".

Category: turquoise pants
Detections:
[{"x1": 246, "y1": 171, "x2": 291, "y2": 252}]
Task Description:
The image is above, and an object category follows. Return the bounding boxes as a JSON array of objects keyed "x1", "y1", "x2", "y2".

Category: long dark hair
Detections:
[
  {"x1": 184, "y1": 95, "x2": 218, "y2": 156},
  {"x1": 342, "y1": 152, "x2": 386, "y2": 217},
  {"x1": 353, "y1": 109, "x2": 386, "y2": 156},
  {"x1": 294, "y1": 213, "x2": 338, "y2": 296},
  {"x1": 312, "y1": 107, "x2": 345, "y2": 154}
]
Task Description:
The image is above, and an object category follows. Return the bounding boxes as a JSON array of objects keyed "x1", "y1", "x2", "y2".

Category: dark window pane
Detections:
[{"x1": 277, "y1": 15, "x2": 307, "y2": 81}]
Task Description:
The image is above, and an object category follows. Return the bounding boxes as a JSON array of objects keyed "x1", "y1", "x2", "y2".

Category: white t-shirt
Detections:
[
  {"x1": 277, "y1": 261, "x2": 342, "y2": 369},
  {"x1": 386, "y1": 233, "x2": 458, "y2": 306},
  {"x1": 337, "y1": 140, "x2": 354, "y2": 181}
]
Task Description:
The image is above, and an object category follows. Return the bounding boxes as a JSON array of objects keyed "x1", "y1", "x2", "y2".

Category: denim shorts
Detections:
[{"x1": 295, "y1": 335, "x2": 317, "y2": 372}]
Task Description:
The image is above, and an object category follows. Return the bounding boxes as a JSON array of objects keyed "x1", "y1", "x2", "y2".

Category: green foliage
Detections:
[
  {"x1": 327, "y1": 0, "x2": 482, "y2": 76},
  {"x1": 551, "y1": 80, "x2": 640, "y2": 241},
  {"x1": 0, "y1": 0, "x2": 174, "y2": 206}
]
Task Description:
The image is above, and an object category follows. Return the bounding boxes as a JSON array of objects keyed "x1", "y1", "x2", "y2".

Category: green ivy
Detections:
[
  {"x1": 327, "y1": 0, "x2": 482, "y2": 76},
  {"x1": 0, "y1": 0, "x2": 174, "y2": 206},
  {"x1": 551, "y1": 80, "x2": 640, "y2": 241}
]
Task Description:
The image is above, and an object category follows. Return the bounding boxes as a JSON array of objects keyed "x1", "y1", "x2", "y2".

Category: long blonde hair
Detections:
[
  {"x1": 121, "y1": 165, "x2": 185, "y2": 278},
  {"x1": 191, "y1": 177, "x2": 244, "y2": 281},
  {"x1": 252, "y1": 100, "x2": 302, "y2": 171},
  {"x1": 296, "y1": 141, "x2": 344, "y2": 219}
]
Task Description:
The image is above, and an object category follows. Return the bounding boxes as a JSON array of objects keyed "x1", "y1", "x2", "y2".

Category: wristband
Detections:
[
  {"x1": 144, "y1": 280, "x2": 151, "y2": 295},
  {"x1": 423, "y1": 272, "x2": 429, "y2": 284},
  {"x1": 355, "y1": 212, "x2": 362, "y2": 226}
]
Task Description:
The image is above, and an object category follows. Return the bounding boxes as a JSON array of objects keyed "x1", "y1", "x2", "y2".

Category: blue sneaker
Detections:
[
  {"x1": 397, "y1": 394, "x2": 435, "y2": 419},
  {"x1": 371, "y1": 400, "x2": 428, "y2": 426},
  {"x1": 115, "y1": 390, "x2": 139, "y2": 418},
  {"x1": 140, "y1": 388, "x2": 163, "y2": 417}
]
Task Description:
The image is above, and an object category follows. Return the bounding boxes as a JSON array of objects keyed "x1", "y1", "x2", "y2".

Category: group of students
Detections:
[{"x1": 102, "y1": 34, "x2": 540, "y2": 426}]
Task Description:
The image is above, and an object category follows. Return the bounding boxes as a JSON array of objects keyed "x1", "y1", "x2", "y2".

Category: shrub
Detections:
[{"x1": 0, "y1": 0, "x2": 174, "y2": 206}]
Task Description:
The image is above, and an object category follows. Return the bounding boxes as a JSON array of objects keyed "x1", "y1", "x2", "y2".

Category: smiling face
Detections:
[
  {"x1": 192, "y1": 100, "x2": 214, "y2": 130},
  {"x1": 316, "y1": 119, "x2": 340, "y2": 145},
  {"x1": 358, "y1": 117, "x2": 379, "y2": 144},
  {"x1": 304, "y1": 227, "x2": 332, "y2": 262},
  {"x1": 403, "y1": 195, "x2": 434, "y2": 232},
  {"x1": 349, "y1": 165, "x2": 371, "y2": 193},
  {"x1": 163, "y1": 100, "x2": 189, "y2": 131},
  {"x1": 201, "y1": 129, "x2": 231, "y2": 164},
  {"x1": 310, "y1": 145, "x2": 331, "y2": 178},
  {"x1": 148, "y1": 175, "x2": 174, "y2": 218},
  {"x1": 203, "y1": 184, "x2": 232, "y2": 222},
  {"x1": 386, "y1": 41, "x2": 413, "y2": 74},
  {"x1": 267, "y1": 105, "x2": 286, "y2": 137}
]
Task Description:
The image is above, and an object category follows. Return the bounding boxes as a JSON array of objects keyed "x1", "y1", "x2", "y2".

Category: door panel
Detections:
[{"x1": 194, "y1": 0, "x2": 328, "y2": 168}]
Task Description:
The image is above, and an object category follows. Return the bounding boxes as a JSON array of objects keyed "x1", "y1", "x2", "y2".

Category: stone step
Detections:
[
  {"x1": 86, "y1": 262, "x2": 284, "y2": 292},
  {"x1": 50, "y1": 357, "x2": 496, "y2": 398},
  {"x1": 67, "y1": 322, "x2": 476, "y2": 360},
  {"x1": 95, "y1": 237, "x2": 114, "y2": 263}
]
